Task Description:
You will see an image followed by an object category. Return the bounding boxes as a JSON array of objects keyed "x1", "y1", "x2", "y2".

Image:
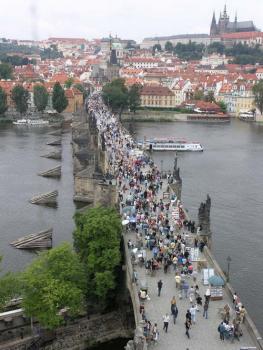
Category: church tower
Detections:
[
  {"x1": 218, "y1": 5, "x2": 230, "y2": 34},
  {"x1": 210, "y1": 11, "x2": 218, "y2": 36}
]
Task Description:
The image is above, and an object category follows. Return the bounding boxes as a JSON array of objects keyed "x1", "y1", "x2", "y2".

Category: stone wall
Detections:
[{"x1": 0, "y1": 312, "x2": 132, "y2": 350}]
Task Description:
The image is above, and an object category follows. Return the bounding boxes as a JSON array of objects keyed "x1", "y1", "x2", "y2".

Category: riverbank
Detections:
[
  {"x1": 122, "y1": 111, "x2": 231, "y2": 123},
  {"x1": 122, "y1": 110, "x2": 184, "y2": 122}
]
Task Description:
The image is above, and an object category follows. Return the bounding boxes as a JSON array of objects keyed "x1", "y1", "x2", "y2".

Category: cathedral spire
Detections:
[
  {"x1": 210, "y1": 11, "x2": 217, "y2": 36},
  {"x1": 224, "y1": 4, "x2": 227, "y2": 16}
]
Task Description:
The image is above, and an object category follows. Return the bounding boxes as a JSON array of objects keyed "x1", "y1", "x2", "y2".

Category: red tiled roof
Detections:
[
  {"x1": 221, "y1": 32, "x2": 263, "y2": 40},
  {"x1": 141, "y1": 85, "x2": 173, "y2": 96}
]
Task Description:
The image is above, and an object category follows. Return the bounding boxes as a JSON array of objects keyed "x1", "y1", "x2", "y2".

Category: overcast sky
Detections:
[{"x1": 0, "y1": 0, "x2": 263, "y2": 42}]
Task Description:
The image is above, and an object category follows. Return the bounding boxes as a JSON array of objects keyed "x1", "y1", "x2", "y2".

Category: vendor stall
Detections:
[{"x1": 208, "y1": 275, "x2": 224, "y2": 301}]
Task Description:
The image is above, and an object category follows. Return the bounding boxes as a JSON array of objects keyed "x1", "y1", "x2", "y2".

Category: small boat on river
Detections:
[{"x1": 238, "y1": 111, "x2": 255, "y2": 122}]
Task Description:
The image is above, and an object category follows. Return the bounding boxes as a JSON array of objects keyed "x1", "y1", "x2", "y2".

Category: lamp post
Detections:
[{"x1": 226, "y1": 256, "x2": 232, "y2": 282}]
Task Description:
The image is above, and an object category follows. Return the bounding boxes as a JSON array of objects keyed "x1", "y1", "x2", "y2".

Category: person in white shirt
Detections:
[{"x1": 162, "y1": 313, "x2": 170, "y2": 333}]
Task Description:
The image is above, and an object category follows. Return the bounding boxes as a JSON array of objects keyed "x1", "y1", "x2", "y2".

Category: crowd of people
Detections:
[{"x1": 87, "y1": 94, "x2": 246, "y2": 346}]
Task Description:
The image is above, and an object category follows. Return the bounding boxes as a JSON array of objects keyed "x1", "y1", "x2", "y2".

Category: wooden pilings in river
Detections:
[
  {"x1": 30, "y1": 190, "x2": 58, "y2": 206},
  {"x1": 40, "y1": 150, "x2": 62, "y2": 160},
  {"x1": 38, "y1": 165, "x2": 61, "y2": 178},
  {"x1": 10, "y1": 228, "x2": 53, "y2": 249},
  {"x1": 46, "y1": 138, "x2": 62, "y2": 146}
]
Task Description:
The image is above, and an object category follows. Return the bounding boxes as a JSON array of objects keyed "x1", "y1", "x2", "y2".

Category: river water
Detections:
[
  {"x1": 0, "y1": 125, "x2": 75, "y2": 272},
  {"x1": 128, "y1": 118, "x2": 263, "y2": 335},
  {"x1": 0, "y1": 119, "x2": 263, "y2": 336}
]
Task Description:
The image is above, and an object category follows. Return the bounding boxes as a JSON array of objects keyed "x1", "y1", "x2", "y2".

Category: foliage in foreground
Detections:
[
  {"x1": 73, "y1": 207, "x2": 122, "y2": 307},
  {"x1": 21, "y1": 243, "x2": 86, "y2": 329}
]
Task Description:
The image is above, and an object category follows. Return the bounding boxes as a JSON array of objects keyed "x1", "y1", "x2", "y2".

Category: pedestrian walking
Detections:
[
  {"x1": 186, "y1": 310, "x2": 192, "y2": 323},
  {"x1": 203, "y1": 301, "x2": 209, "y2": 319},
  {"x1": 190, "y1": 304, "x2": 197, "y2": 324},
  {"x1": 157, "y1": 280, "x2": 163, "y2": 297},
  {"x1": 185, "y1": 319, "x2": 191, "y2": 339},
  {"x1": 171, "y1": 304, "x2": 178, "y2": 324},
  {"x1": 162, "y1": 313, "x2": 170, "y2": 333},
  {"x1": 152, "y1": 323, "x2": 159, "y2": 344}
]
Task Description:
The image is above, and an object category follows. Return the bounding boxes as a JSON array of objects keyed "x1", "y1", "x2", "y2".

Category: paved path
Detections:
[
  {"x1": 87, "y1": 95, "x2": 257, "y2": 350},
  {"x1": 121, "y1": 171, "x2": 257, "y2": 350}
]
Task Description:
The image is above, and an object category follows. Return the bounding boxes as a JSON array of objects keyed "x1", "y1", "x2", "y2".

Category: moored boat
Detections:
[
  {"x1": 187, "y1": 113, "x2": 230, "y2": 123},
  {"x1": 13, "y1": 119, "x2": 49, "y2": 126},
  {"x1": 238, "y1": 111, "x2": 255, "y2": 122},
  {"x1": 138, "y1": 138, "x2": 203, "y2": 152}
]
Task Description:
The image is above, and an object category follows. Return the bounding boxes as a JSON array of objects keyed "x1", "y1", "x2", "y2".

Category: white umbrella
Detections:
[{"x1": 122, "y1": 219, "x2": 129, "y2": 226}]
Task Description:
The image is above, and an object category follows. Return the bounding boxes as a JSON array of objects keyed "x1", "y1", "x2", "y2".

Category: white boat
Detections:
[
  {"x1": 139, "y1": 138, "x2": 203, "y2": 152},
  {"x1": 13, "y1": 119, "x2": 28, "y2": 125},
  {"x1": 27, "y1": 119, "x2": 49, "y2": 126},
  {"x1": 238, "y1": 111, "x2": 255, "y2": 121},
  {"x1": 13, "y1": 119, "x2": 49, "y2": 126}
]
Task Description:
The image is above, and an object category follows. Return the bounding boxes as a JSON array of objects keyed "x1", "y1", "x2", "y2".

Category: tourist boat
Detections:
[
  {"x1": 238, "y1": 111, "x2": 255, "y2": 122},
  {"x1": 187, "y1": 113, "x2": 231, "y2": 123},
  {"x1": 12, "y1": 119, "x2": 28, "y2": 125},
  {"x1": 13, "y1": 119, "x2": 49, "y2": 126},
  {"x1": 138, "y1": 138, "x2": 203, "y2": 152}
]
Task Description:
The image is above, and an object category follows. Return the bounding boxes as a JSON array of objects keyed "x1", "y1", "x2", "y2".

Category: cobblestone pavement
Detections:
[
  {"x1": 122, "y1": 171, "x2": 257, "y2": 350},
  {"x1": 128, "y1": 244, "x2": 256, "y2": 350}
]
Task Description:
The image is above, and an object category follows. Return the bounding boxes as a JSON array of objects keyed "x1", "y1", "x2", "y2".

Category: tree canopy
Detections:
[
  {"x1": 52, "y1": 82, "x2": 68, "y2": 113},
  {"x1": 0, "y1": 63, "x2": 13, "y2": 79},
  {"x1": 11, "y1": 85, "x2": 29, "y2": 114},
  {"x1": 65, "y1": 77, "x2": 74, "y2": 89},
  {"x1": 0, "y1": 256, "x2": 23, "y2": 311},
  {"x1": 21, "y1": 243, "x2": 87, "y2": 329},
  {"x1": 174, "y1": 42, "x2": 205, "y2": 61},
  {"x1": 102, "y1": 78, "x2": 129, "y2": 115},
  {"x1": 74, "y1": 83, "x2": 89, "y2": 99},
  {"x1": 165, "y1": 41, "x2": 173, "y2": 52},
  {"x1": 73, "y1": 207, "x2": 121, "y2": 308},
  {"x1": 33, "y1": 85, "x2": 49, "y2": 112},
  {"x1": 0, "y1": 87, "x2": 8, "y2": 115},
  {"x1": 253, "y1": 80, "x2": 263, "y2": 115},
  {"x1": 102, "y1": 79, "x2": 141, "y2": 115},
  {"x1": 128, "y1": 84, "x2": 142, "y2": 113}
]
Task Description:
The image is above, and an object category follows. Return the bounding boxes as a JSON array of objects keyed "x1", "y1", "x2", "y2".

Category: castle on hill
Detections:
[{"x1": 210, "y1": 5, "x2": 257, "y2": 36}]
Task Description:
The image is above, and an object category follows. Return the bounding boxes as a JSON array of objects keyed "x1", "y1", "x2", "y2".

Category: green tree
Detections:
[
  {"x1": 65, "y1": 77, "x2": 74, "y2": 89},
  {"x1": 74, "y1": 83, "x2": 88, "y2": 99},
  {"x1": 0, "y1": 87, "x2": 8, "y2": 115},
  {"x1": 0, "y1": 272, "x2": 23, "y2": 311},
  {"x1": 207, "y1": 42, "x2": 225, "y2": 55},
  {"x1": 11, "y1": 85, "x2": 29, "y2": 114},
  {"x1": 165, "y1": 41, "x2": 174, "y2": 52},
  {"x1": 33, "y1": 85, "x2": 49, "y2": 112},
  {"x1": 0, "y1": 63, "x2": 12, "y2": 79},
  {"x1": 52, "y1": 82, "x2": 68, "y2": 113},
  {"x1": 128, "y1": 84, "x2": 141, "y2": 113},
  {"x1": 73, "y1": 207, "x2": 121, "y2": 307},
  {"x1": 253, "y1": 80, "x2": 263, "y2": 115},
  {"x1": 22, "y1": 243, "x2": 86, "y2": 329},
  {"x1": 102, "y1": 78, "x2": 129, "y2": 117},
  {"x1": 174, "y1": 42, "x2": 205, "y2": 61},
  {"x1": 152, "y1": 44, "x2": 162, "y2": 53},
  {"x1": 217, "y1": 101, "x2": 227, "y2": 113},
  {"x1": 204, "y1": 91, "x2": 215, "y2": 103},
  {"x1": 194, "y1": 90, "x2": 204, "y2": 101}
]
